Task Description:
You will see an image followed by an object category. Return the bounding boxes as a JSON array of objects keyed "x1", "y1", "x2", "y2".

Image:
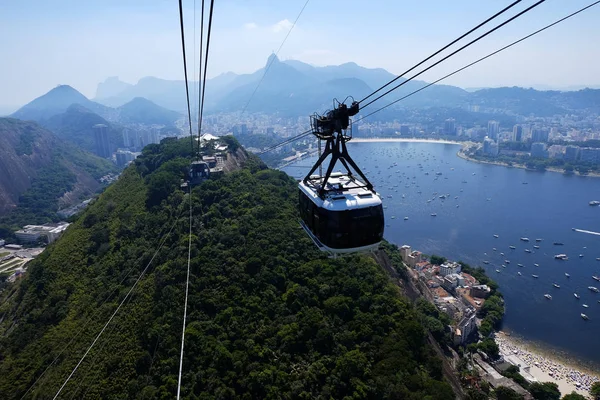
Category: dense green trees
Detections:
[
  {"x1": 0, "y1": 138, "x2": 455, "y2": 399},
  {"x1": 501, "y1": 365, "x2": 530, "y2": 390},
  {"x1": 415, "y1": 298, "x2": 452, "y2": 345},
  {"x1": 529, "y1": 382, "x2": 561, "y2": 400},
  {"x1": 495, "y1": 386, "x2": 524, "y2": 400},
  {"x1": 591, "y1": 382, "x2": 600, "y2": 399},
  {"x1": 562, "y1": 392, "x2": 586, "y2": 400},
  {"x1": 471, "y1": 337, "x2": 500, "y2": 360},
  {"x1": 430, "y1": 254, "x2": 447, "y2": 265}
]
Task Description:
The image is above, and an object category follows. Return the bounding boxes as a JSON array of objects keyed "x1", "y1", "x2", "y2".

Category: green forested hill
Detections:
[
  {"x1": 0, "y1": 118, "x2": 118, "y2": 231},
  {"x1": 0, "y1": 138, "x2": 454, "y2": 399}
]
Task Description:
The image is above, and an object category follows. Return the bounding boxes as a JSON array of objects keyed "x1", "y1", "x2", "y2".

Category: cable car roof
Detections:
[{"x1": 299, "y1": 173, "x2": 381, "y2": 211}]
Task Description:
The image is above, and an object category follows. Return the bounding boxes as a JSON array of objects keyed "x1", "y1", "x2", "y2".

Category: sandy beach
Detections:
[{"x1": 496, "y1": 331, "x2": 599, "y2": 398}]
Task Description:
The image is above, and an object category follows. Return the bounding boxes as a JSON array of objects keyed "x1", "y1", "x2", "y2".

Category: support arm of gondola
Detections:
[
  {"x1": 303, "y1": 139, "x2": 333, "y2": 185},
  {"x1": 340, "y1": 138, "x2": 374, "y2": 192}
]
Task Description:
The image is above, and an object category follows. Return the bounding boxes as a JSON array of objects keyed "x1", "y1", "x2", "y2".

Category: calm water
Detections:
[{"x1": 282, "y1": 141, "x2": 600, "y2": 367}]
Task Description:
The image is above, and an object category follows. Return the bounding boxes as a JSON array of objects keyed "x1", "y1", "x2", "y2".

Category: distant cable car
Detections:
[
  {"x1": 298, "y1": 99, "x2": 384, "y2": 254},
  {"x1": 181, "y1": 160, "x2": 210, "y2": 189}
]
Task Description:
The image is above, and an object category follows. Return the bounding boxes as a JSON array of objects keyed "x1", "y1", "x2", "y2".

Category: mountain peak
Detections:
[
  {"x1": 49, "y1": 85, "x2": 86, "y2": 97},
  {"x1": 117, "y1": 96, "x2": 181, "y2": 125},
  {"x1": 266, "y1": 53, "x2": 280, "y2": 67},
  {"x1": 95, "y1": 77, "x2": 133, "y2": 100}
]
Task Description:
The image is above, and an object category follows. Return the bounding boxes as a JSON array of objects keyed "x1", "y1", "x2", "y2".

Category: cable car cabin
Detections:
[
  {"x1": 181, "y1": 161, "x2": 210, "y2": 189},
  {"x1": 298, "y1": 172, "x2": 384, "y2": 254}
]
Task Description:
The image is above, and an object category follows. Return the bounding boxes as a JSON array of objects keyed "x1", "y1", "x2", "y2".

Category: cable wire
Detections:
[
  {"x1": 356, "y1": 0, "x2": 600, "y2": 123},
  {"x1": 177, "y1": 189, "x2": 193, "y2": 400},
  {"x1": 19, "y1": 253, "x2": 156, "y2": 399},
  {"x1": 257, "y1": 129, "x2": 313, "y2": 155},
  {"x1": 196, "y1": 0, "x2": 205, "y2": 155},
  {"x1": 359, "y1": 0, "x2": 522, "y2": 104},
  {"x1": 360, "y1": 0, "x2": 547, "y2": 110},
  {"x1": 177, "y1": 1, "x2": 214, "y2": 397},
  {"x1": 178, "y1": 0, "x2": 195, "y2": 150},
  {"x1": 193, "y1": 0, "x2": 197, "y2": 138},
  {"x1": 239, "y1": 0, "x2": 310, "y2": 117},
  {"x1": 52, "y1": 212, "x2": 183, "y2": 399},
  {"x1": 197, "y1": 0, "x2": 215, "y2": 143}
]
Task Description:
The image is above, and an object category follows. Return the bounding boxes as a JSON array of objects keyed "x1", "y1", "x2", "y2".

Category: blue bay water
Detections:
[{"x1": 282, "y1": 141, "x2": 600, "y2": 367}]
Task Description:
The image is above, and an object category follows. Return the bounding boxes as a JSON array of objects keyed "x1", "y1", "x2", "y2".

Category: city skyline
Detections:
[{"x1": 2, "y1": 0, "x2": 600, "y2": 109}]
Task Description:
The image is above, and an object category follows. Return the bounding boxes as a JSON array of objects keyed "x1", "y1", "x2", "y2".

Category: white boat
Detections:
[
  {"x1": 534, "y1": 263, "x2": 540, "y2": 267},
  {"x1": 532, "y1": 274, "x2": 539, "y2": 278},
  {"x1": 533, "y1": 245, "x2": 540, "y2": 249},
  {"x1": 493, "y1": 248, "x2": 497, "y2": 251},
  {"x1": 535, "y1": 238, "x2": 543, "y2": 242},
  {"x1": 583, "y1": 304, "x2": 589, "y2": 308},
  {"x1": 496, "y1": 269, "x2": 500, "y2": 273},
  {"x1": 517, "y1": 264, "x2": 524, "y2": 267},
  {"x1": 525, "y1": 249, "x2": 532, "y2": 253},
  {"x1": 544, "y1": 294, "x2": 552, "y2": 300},
  {"x1": 593, "y1": 276, "x2": 600, "y2": 282},
  {"x1": 579, "y1": 254, "x2": 584, "y2": 258},
  {"x1": 553, "y1": 283, "x2": 560, "y2": 288},
  {"x1": 554, "y1": 254, "x2": 568, "y2": 260},
  {"x1": 483, "y1": 261, "x2": 490, "y2": 264},
  {"x1": 590, "y1": 201, "x2": 600, "y2": 206},
  {"x1": 588, "y1": 286, "x2": 599, "y2": 293},
  {"x1": 404, "y1": 216, "x2": 409, "y2": 220},
  {"x1": 574, "y1": 293, "x2": 580, "y2": 299},
  {"x1": 581, "y1": 313, "x2": 589, "y2": 320},
  {"x1": 509, "y1": 246, "x2": 516, "y2": 249},
  {"x1": 565, "y1": 273, "x2": 570, "y2": 278},
  {"x1": 500, "y1": 252, "x2": 505, "y2": 256},
  {"x1": 504, "y1": 260, "x2": 510, "y2": 264},
  {"x1": 520, "y1": 237, "x2": 530, "y2": 242},
  {"x1": 597, "y1": 258, "x2": 600, "y2": 261},
  {"x1": 517, "y1": 272, "x2": 522, "y2": 276},
  {"x1": 493, "y1": 234, "x2": 499, "y2": 238},
  {"x1": 430, "y1": 213, "x2": 437, "y2": 217}
]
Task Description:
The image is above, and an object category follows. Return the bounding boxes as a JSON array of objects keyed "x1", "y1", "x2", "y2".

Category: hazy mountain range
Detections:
[
  {"x1": 12, "y1": 85, "x2": 181, "y2": 126},
  {"x1": 91, "y1": 55, "x2": 600, "y2": 118},
  {"x1": 10, "y1": 86, "x2": 182, "y2": 154},
  {"x1": 93, "y1": 54, "x2": 467, "y2": 114},
  {"x1": 10, "y1": 55, "x2": 600, "y2": 128}
]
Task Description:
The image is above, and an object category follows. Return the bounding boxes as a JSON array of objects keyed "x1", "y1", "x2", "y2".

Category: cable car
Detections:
[
  {"x1": 181, "y1": 160, "x2": 210, "y2": 189},
  {"x1": 298, "y1": 100, "x2": 384, "y2": 254}
]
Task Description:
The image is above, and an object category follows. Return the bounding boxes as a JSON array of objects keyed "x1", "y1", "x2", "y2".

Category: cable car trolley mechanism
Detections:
[{"x1": 298, "y1": 98, "x2": 385, "y2": 255}]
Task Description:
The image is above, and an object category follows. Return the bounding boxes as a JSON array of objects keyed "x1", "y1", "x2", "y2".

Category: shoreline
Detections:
[
  {"x1": 457, "y1": 149, "x2": 600, "y2": 178},
  {"x1": 496, "y1": 331, "x2": 599, "y2": 398},
  {"x1": 350, "y1": 137, "x2": 465, "y2": 145}
]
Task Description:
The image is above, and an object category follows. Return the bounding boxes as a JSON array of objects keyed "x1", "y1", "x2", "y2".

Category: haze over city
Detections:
[{"x1": 2, "y1": 0, "x2": 600, "y2": 110}]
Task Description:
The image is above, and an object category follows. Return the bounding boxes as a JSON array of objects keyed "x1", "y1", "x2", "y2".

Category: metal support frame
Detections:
[
  {"x1": 303, "y1": 99, "x2": 374, "y2": 198},
  {"x1": 303, "y1": 131, "x2": 374, "y2": 197}
]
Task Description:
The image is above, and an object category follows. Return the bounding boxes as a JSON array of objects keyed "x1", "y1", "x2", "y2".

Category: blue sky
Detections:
[{"x1": 1, "y1": 0, "x2": 600, "y2": 108}]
